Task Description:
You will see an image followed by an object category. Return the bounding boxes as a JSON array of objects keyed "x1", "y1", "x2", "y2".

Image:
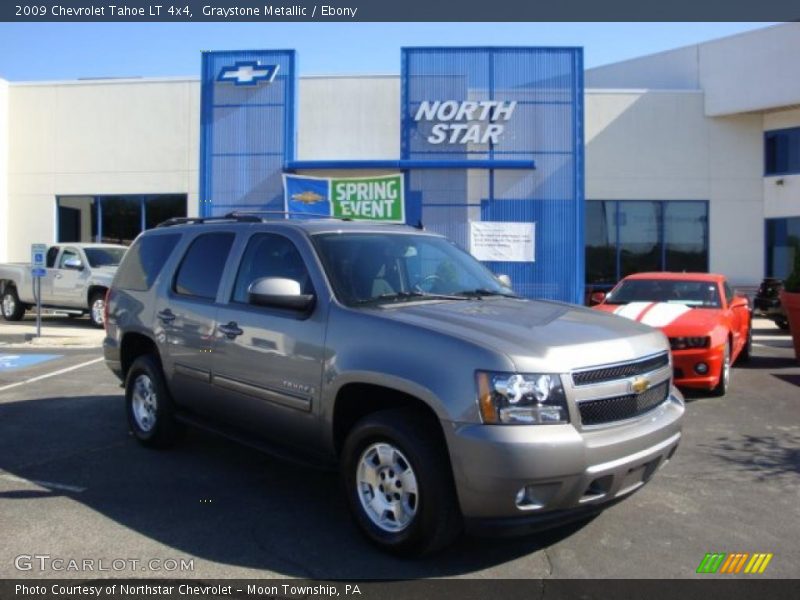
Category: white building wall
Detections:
[
  {"x1": 763, "y1": 107, "x2": 800, "y2": 220},
  {"x1": 586, "y1": 89, "x2": 764, "y2": 286},
  {"x1": 0, "y1": 79, "x2": 8, "y2": 262},
  {"x1": 585, "y1": 45, "x2": 700, "y2": 91},
  {"x1": 6, "y1": 78, "x2": 199, "y2": 261},
  {"x1": 297, "y1": 76, "x2": 400, "y2": 160}
]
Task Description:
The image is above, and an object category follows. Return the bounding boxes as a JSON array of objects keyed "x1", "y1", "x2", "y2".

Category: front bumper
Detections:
[
  {"x1": 443, "y1": 389, "x2": 683, "y2": 525},
  {"x1": 672, "y1": 346, "x2": 724, "y2": 390}
]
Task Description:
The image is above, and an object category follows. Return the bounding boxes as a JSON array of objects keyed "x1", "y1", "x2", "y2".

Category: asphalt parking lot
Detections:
[{"x1": 0, "y1": 317, "x2": 798, "y2": 579}]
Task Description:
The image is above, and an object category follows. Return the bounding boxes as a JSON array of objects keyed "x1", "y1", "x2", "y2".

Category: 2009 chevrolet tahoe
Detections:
[{"x1": 103, "y1": 215, "x2": 683, "y2": 556}]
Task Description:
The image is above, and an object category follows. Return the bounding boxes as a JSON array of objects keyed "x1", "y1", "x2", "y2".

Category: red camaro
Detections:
[{"x1": 592, "y1": 273, "x2": 752, "y2": 396}]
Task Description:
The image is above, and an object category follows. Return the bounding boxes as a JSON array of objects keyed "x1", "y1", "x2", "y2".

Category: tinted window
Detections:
[
  {"x1": 765, "y1": 127, "x2": 800, "y2": 175},
  {"x1": 174, "y1": 233, "x2": 235, "y2": 300},
  {"x1": 232, "y1": 234, "x2": 313, "y2": 304},
  {"x1": 46, "y1": 247, "x2": 60, "y2": 268},
  {"x1": 115, "y1": 234, "x2": 180, "y2": 292},
  {"x1": 84, "y1": 247, "x2": 126, "y2": 268},
  {"x1": 724, "y1": 282, "x2": 735, "y2": 305}
]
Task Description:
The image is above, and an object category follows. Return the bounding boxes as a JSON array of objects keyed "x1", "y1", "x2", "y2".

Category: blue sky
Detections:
[{"x1": 0, "y1": 22, "x2": 775, "y2": 81}]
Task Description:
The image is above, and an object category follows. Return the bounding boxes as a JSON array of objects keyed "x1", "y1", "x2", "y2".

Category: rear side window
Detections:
[
  {"x1": 46, "y1": 247, "x2": 59, "y2": 268},
  {"x1": 173, "y1": 232, "x2": 235, "y2": 300},
  {"x1": 115, "y1": 234, "x2": 180, "y2": 291}
]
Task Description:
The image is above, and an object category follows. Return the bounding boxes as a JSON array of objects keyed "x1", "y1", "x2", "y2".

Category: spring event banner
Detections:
[{"x1": 283, "y1": 174, "x2": 405, "y2": 222}]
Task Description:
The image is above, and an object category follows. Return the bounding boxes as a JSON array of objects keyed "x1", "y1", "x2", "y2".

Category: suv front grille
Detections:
[
  {"x1": 578, "y1": 381, "x2": 670, "y2": 426},
  {"x1": 572, "y1": 353, "x2": 669, "y2": 386}
]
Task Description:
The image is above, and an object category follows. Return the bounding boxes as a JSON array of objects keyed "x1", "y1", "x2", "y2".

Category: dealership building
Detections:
[{"x1": 0, "y1": 23, "x2": 799, "y2": 303}]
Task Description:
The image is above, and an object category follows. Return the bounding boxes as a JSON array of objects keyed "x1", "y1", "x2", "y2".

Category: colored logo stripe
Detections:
[{"x1": 697, "y1": 552, "x2": 773, "y2": 574}]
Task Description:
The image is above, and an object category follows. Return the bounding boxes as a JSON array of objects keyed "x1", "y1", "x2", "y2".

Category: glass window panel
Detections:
[
  {"x1": 113, "y1": 234, "x2": 181, "y2": 292},
  {"x1": 145, "y1": 194, "x2": 188, "y2": 229},
  {"x1": 585, "y1": 201, "x2": 617, "y2": 286},
  {"x1": 232, "y1": 234, "x2": 313, "y2": 303},
  {"x1": 57, "y1": 196, "x2": 97, "y2": 243},
  {"x1": 766, "y1": 217, "x2": 800, "y2": 280},
  {"x1": 765, "y1": 127, "x2": 800, "y2": 175},
  {"x1": 664, "y1": 202, "x2": 708, "y2": 273},
  {"x1": 618, "y1": 201, "x2": 662, "y2": 278},
  {"x1": 100, "y1": 196, "x2": 142, "y2": 246}
]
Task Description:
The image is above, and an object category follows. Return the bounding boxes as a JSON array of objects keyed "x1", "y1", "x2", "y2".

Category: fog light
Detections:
[
  {"x1": 514, "y1": 483, "x2": 560, "y2": 510},
  {"x1": 515, "y1": 487, "x2": 526, "y2": 505},
  {"x1": 694, "y1": 362, "x2": 709, "y2": 375}
]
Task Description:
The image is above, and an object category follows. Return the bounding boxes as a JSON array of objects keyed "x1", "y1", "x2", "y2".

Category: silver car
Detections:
[{"x1": 103, "y1": 216, "x2": 683, "y2": 556}]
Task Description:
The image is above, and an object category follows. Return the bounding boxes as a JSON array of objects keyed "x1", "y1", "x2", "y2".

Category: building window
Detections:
[
  {"x1": 765, "y1": 217, "x2": 800, "y2": 280},
  {"x1": 585, "y1": 200, "x2": 708, "y2": 289},
  {"x1": 56, "y1": 195, "x2": 187, "y2": 245},
  {"x1": 765, "y1": 127, "x2": 800, "y2": 176}
]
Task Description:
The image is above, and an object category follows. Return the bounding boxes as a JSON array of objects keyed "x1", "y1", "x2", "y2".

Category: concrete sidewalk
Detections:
[{"x1": 0, "y1": 314, "x2": 104, "y2": 348}]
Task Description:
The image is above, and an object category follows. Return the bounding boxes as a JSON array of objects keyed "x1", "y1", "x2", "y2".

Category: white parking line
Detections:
[
  {"x1": 0, "y1": 471, "x2": 86, "y2": 493},
  {"x1": 0, "y1": 357, "x2": 104, "y2": 393}
]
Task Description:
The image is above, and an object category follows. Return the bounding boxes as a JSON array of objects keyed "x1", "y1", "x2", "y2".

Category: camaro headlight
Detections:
[
  {"x1": 476, "y1": 371, "x2": 568, "y2": 425},
  {"x1": 669, "y1": 336, "x2": 710, "y2": 350}
]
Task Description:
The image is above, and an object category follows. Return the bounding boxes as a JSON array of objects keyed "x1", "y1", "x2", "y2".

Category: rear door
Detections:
[
  {"x1": 51, "y1": 246, "x2": 88, "y2": 307},
  {"x1": 210, "y1": 231, "x2": 328, "y2": 449},
  {"x1": 154, "y1": 231, "x2": 236, "y2": 415}
]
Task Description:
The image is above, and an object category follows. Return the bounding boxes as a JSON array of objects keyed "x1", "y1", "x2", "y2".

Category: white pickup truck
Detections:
[{"x1": 0, "y1": 243, "x2": 127, "y2": 327}]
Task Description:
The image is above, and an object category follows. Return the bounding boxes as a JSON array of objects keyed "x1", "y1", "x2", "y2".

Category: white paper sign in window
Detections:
[{"x1": 469, "y1": 221, "x2": 535, "y2": 263}]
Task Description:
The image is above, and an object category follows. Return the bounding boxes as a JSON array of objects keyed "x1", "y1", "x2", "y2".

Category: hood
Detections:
[
  {"x1": 594, "y1": 301, "x2": 722, "y2": 336},
  {"x1": 370, "y1": 297, "x2": 669, "y2": 373}
]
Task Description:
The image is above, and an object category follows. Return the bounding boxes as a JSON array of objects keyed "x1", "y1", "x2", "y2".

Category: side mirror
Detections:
[
  {"x1": 496, "y1": 274, "x2": 512, "y2": 288},
  {"x1": 248, "y1": 277, "x2": 315, "y2": 312},
  {"x1": 590, "y1": 291, "x2": 606, "y2": 305},
  {"x1": 63, "y1": 258, "x2": 84, "y2": 270}
]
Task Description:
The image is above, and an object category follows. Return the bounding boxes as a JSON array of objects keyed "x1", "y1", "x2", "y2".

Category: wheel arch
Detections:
[{"x1": 120, "y1": 331, "x2": 161, "y2": 381}]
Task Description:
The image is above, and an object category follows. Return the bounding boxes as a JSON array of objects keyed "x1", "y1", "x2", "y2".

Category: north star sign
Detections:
[
  {"x1": 217, "y1": 61, "x2": 279, "y2": 86},
  {"x1": 414, "y1": 100, "x2": 517, "y2": 145}
]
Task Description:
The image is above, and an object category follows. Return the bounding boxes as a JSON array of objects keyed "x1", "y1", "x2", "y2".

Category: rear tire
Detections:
[
  {"x1": 776, "y1": 319, "x2": 789, "y2": 331},
  {"x1": 125, "y1": 354, "x2": 180, "y2": 448},
  {"x1": 1, "y1": 286, "x2": 25, "y2": 321},
  {"x1": 341, "y1": 408, "x2": 462, "y2": 556},
  {"x1": 89, "y1": 291, "x2": 106, "y2": 328},
  {"x1": 710, "y1": 343, "x2": 731, "y2": 397}
]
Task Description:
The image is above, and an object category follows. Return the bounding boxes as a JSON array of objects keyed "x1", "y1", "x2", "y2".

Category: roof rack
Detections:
[
  {"x1": 156, "y1": 215, "x2": 262, "y2": 228},
  {"x1": 224, "y1": 210, "x2": 349, "y2": 220}
]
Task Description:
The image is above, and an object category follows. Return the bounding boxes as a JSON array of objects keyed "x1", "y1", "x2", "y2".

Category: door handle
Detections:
[
  {"x1": 218, "y1": 321, "x2": 243, "y2": 339},
  {"x1": 157, "y1": 309, "x2": 176, "y2": 323},
  {"x1": 55, "y1": 273, "x2": 62, "y2": 279}
]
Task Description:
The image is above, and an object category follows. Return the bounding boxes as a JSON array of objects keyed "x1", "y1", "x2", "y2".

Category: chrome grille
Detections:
[
  {"x1": 578, "y1": 381, "x2": 670, "y2": 426},
  {"x1": 572, "y1": 353, "x2": 669, "y2": 386}
]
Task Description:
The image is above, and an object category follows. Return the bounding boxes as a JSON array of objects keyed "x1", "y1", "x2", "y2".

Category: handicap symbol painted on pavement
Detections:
[{"x1": 0, "y1": 354, "x2": 62, "y2": 372}]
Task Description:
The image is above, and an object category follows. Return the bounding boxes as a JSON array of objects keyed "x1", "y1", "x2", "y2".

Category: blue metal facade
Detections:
[
  {"x1": 402, "y1": 47, "x2": 584, "y2": 303},
  {"x1": 199, "y1": 47, "x2": 584, "y2": 303},
  {"x1": 199, "y1": 50, "x2": 296, "y2": 217}
]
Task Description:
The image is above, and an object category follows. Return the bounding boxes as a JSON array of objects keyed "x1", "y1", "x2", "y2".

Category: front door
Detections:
[
  {"x1": 51, "y1": 246, "x2": 87, "y2": 307},
  {"x1": 212, "y1": 232, "x2": 327, "y2": 450}
]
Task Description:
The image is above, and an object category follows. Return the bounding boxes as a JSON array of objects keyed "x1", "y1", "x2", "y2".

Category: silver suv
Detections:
[{"x1": 103, "y1": 215, "x2": 684, "y2": 556}]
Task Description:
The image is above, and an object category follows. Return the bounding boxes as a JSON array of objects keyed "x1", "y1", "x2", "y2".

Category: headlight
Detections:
[
  {"x1": 476, "y1": 371, "x2": 568, "y2": 425},
  {"x1": 669, "y1": 336, "x2": 710, "y2": 350}
]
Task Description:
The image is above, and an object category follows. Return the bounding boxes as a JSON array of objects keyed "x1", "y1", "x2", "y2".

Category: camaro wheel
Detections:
[
  {"x1": 89, "y1": 292, "x2": 106, "y2": 328},
  {"x1": 341, "y1": 408, "x2": 461, "y2": 556},
  {"x1": 125, "y1": 355, "x2": 180, "y2": 448},
  {"x1": 1, "y1": 287, "x2": 25, "y2": 321},
  {"x1": 711, "y1": 343, "x2": 731, "y2": 397}
]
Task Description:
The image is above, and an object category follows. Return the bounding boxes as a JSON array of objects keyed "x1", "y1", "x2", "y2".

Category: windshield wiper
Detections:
[
  {"x1": 456, "y1": 288, "x2": 520, "y2": 299},
  {"x1": 355, "y1": 291, "x2": 469, "y2": 305}
]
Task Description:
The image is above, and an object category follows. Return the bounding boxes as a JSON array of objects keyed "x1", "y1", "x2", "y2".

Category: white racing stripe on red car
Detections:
[
  {"x1": 638, "y1": 303, "x2": 692, "y2": 328},
  {"x1": 613, "y1": 302, "x2": 653, "y2": 321}
]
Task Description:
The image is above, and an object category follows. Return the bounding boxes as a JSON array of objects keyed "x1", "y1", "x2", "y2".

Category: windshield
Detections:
[
  {"x1": 83, "y1": 247, "x2": 126, "y2": 268},
  {"x1": 312, "y1": 232, "x2": 516, "y2": 306},
  {"x1": 606, "y1": 279, "x2": 721, "y2": 308}
]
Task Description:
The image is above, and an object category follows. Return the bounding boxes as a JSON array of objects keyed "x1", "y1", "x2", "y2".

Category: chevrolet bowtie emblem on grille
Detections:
[
  {"x1": 291, "y1": 191, "x2": 324, "y2": 204},
  {"x1": 630, "y1": 377, "x2": 650, "y2": 394},
  {"x1": 217, "y1": 61, "x2": 279, "y2": 86}
]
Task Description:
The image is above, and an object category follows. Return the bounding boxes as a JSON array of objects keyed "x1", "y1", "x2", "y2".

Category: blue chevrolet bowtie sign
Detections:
[{"x1": 217, "y1": 61, "x2": 279, "y2": 86}]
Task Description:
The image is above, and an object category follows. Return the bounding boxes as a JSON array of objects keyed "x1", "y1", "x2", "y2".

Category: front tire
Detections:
[
  {"x1": 89, "y1": 291, "x2": 106, "y2": 328},
  {"x1": 125, "y1": 355, "x2": 180, "y2": 448},
  {"x1": 1, "y1": 286, "x2": 25, "y2": 321},
  {"x1": 341, "y1": 408, "x2": 462, "y2": 556},
  {"x1": 711, "y1": 343, "x2": 731, "y2": 397}
]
